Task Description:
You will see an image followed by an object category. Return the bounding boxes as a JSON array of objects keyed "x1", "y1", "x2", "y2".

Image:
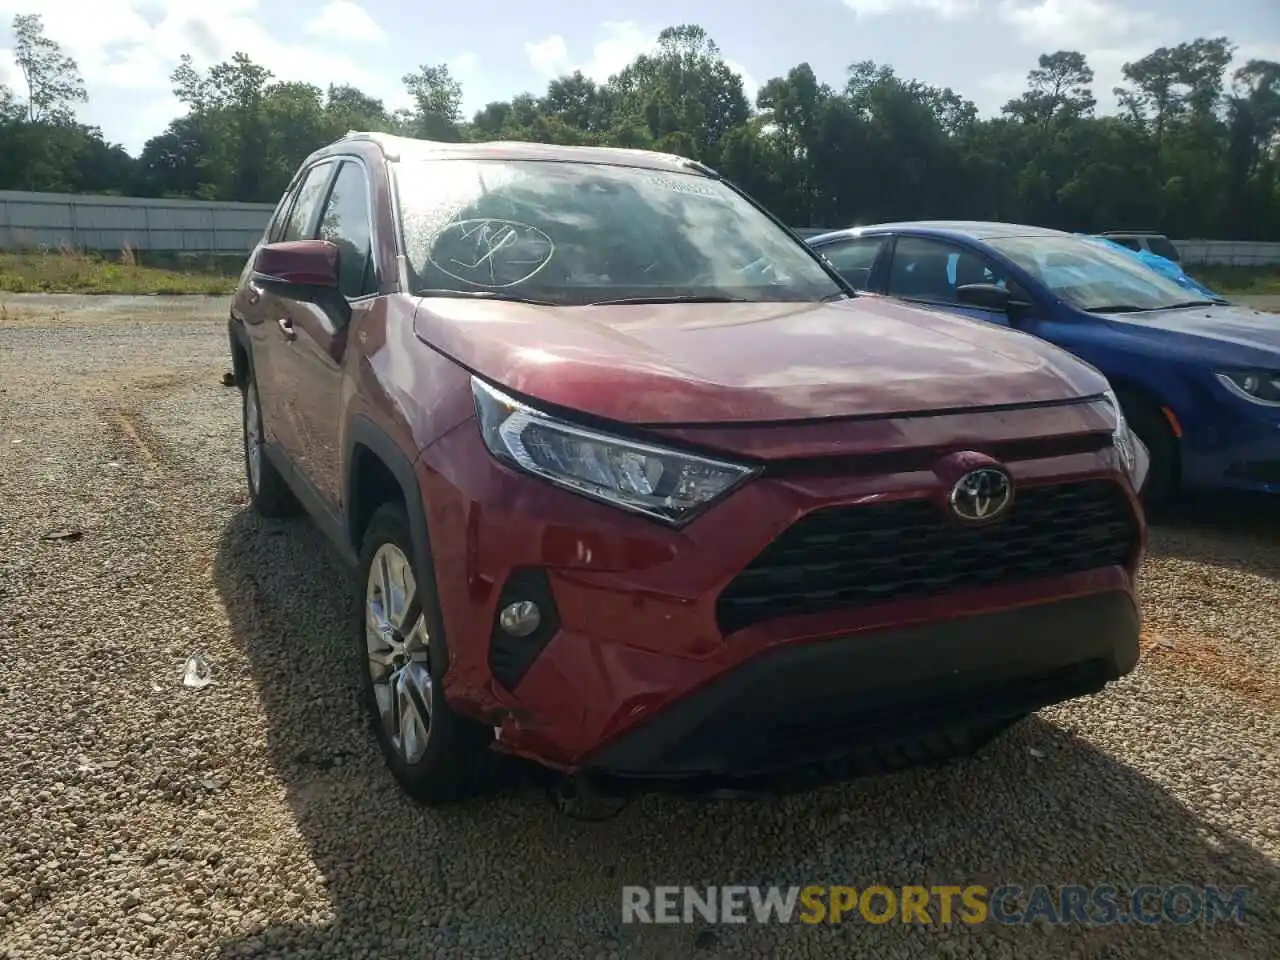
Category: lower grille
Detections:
[{"x1": 716, "y1": 480, "x2": 1138, "y2": 634}]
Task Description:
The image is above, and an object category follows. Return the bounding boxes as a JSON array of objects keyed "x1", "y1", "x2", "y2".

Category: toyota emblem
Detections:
[{"x1": 949, "y1": 467, "x2": 1013, "y2": 521}]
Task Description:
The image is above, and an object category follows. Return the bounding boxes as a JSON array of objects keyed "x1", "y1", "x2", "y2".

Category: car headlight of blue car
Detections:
[{"x1": 1216, "y1": 370, "x2": 1280, "y2": 406}]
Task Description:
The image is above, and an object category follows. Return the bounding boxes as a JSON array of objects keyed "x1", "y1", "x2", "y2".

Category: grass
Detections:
[
  {"x1": 1, "y1": 245, "x2": 1277, "y2": 299},
  {"x1": 1185, "y1": 264, "x2": 1280, "y2": 297},
  {"x1": 0, "y1": 247, "x2": 241, "y2": 295}
]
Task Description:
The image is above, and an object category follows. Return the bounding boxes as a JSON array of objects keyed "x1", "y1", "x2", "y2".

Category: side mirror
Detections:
[
  {"x1": 253, "y1": 240, "x2": 350, "y2": 326},
  {"x1": 254, "y1": 240, "x2": 340, "y2": 289},
  {"x1": 957, "y1": 282, "x2": 1035, "y2": 324},
  {"x1": 956, "y1": 283, "x2": 1010, "y2": 312}
]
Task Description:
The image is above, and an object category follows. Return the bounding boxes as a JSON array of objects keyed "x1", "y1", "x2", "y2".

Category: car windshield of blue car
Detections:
[
  {"x1": 987, "y1": 235, "x2": 1213, "y2": 313},
  {"x1": 391, "y1": 157, "x2": 846, "y2": 305}
]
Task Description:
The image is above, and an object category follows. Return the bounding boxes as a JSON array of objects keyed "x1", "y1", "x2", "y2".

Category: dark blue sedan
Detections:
[{"x1": 806, "y1": 221, "x2": 1280, "y2": 503}]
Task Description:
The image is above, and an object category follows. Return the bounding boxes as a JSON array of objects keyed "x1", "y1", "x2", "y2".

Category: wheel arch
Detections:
[
  {"x1": 344, "y1": 416, "x2": 451, "y2": 674},
  {"x1": 1106, "y1": 374, "x2": 1182, "y2": 437},
  {"x1": 1106, "y1": 373, "x2": 1184, "y2": 497}
]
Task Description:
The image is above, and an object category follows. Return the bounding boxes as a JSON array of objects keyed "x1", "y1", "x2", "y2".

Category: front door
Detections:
[
  {"x1": 883, "y1": 235, "x2": 1023, "y2": 328},
  {"x1": 271, "y1": 158, "x2": 380, "y2": 511},
  {"x1": 252, "y1": 159, "x2": 337, "y2": 467}
]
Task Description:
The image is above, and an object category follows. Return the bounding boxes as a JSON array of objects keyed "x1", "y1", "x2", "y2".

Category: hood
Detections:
[
  {"x1": 1099, "y1": 303, "x2": 1280, "y2": 362},
  {"x1": 412, "y1": 294, "x2": 1107, "y2": 424}
]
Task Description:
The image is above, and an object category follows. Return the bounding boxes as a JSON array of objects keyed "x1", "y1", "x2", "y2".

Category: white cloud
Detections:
[
  {"x1": 995, "y1": 0, "x2": 1161, "y2": 50},
  {"x1": 991, "y1": 1, "x2": 1182, "y2": 115},
  {"x1": 975, "y1": 70, "x2": 1029, "y2": 114},
  {"x1": 840, "y1": 0, "x2": 977, "y2": 19},
  {"x1": 0, "y1": 46, "x2": 17, "y2": 90},
  {"x1": 524, "y1": 22, "x2": 758, "y2": 100},
  {"x1": 448, "y1": 50, "x2": 479, "y2": 76},
  {"x1": 0, "y1": 0, "x2": 392, "y2": 100},
  {"x1": 304, "y1": 1, "x2": 385, "y2": 45},
  {"x1": 724, "y1": 58, "x2": 759, "y2": 103},
  {"x1": 525, "y1": 22, "x2": 656, "y2": 84},
  {"x1": 524, "y1": 35, "x2": 570, "y2": 79},
  {"x1": 0, "y1": 0, "x2": 480, "y2": 151},
  {"x1": 1226, "y1": 40, "x2": 1280, "y2": 91}
]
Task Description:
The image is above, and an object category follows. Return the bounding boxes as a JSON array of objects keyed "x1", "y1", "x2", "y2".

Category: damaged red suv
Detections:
[{"x1": 228, "y1": 132, "x2": 1148, "y2": 805}]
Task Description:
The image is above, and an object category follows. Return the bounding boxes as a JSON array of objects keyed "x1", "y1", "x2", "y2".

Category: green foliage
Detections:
[
  {"x1": 0, "y1": 15, "x2": 1278, "y2": 240},
  {"x1": 0, "y1": 249, "x2": 238, "y2": 295}
]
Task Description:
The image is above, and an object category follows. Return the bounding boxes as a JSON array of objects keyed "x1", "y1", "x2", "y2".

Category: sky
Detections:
[{"x1": 0, "y1": 0, "x2": 1277, "y2": 156}]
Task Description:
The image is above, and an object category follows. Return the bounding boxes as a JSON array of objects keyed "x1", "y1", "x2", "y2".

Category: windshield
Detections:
[
  {"x1": 390, "y1": 158, "x2": 844, "y2": 305},
  {"x1": 987, "y1": 234, "x2": 1209, "y2": 313}
]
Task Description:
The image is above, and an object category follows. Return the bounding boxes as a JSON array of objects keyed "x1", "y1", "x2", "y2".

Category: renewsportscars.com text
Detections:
[{"x1": 621, "y1": 885, "x2": 1249, "y2": 926}]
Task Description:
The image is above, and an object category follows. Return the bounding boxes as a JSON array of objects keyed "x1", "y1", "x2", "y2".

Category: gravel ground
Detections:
[
  {"x1": 1, "y1": 294, "x2": 1278, "y2": 960},
  {"x1": 1236, "y1": 294, "x2": 1280, "y2": 312}
]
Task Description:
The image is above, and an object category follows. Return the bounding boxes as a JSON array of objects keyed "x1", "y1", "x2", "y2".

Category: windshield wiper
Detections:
[
  {"x1": 585, "y1": 294, "x2": 754, "y2": 306},
  {"x1": 1161, "y1": 299, "x2": 1224, "y2": 309},
  {"x1": 1088, "y1": 304, "x2": 1152, "y2": 314},
  {"x1": 1090, "y1": 299, "x2": 1222, "y2": 314},
  {"x1": 415, "y1": 288, "x2": 558, "y2": 306}
]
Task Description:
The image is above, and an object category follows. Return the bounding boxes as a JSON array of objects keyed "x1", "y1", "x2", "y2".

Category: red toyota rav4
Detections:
[{"x1": 228, "y1": 132, "x2": 1148, "y2": 805}]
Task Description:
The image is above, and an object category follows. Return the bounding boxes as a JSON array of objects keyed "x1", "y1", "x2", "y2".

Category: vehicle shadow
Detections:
[
  {"x1": 211, "y1": 507, "x2": 1279, "y2": 959},
  {"x1": 1147, "y1": 491, "x2": 1280, "y2": 582}
]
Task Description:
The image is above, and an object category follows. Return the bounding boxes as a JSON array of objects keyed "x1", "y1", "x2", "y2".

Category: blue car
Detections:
[{"x1": 806, "y1": 221, "x2": 1280, "y2": 503}]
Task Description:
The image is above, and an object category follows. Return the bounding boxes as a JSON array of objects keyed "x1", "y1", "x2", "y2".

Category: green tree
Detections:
[
  {"x1": 12, "y1": 14, "x2": 86, "y2": 124},
  {"x1": 401, "y1": 64, "x2": 464, "y2": 141},
  {"x1": 608, "y1": 25, "x2": 749, "y2": 163},
  {"x1": 1003, "y1": 51, "x2": 1096, "y2": 128},
  {"x1": 3, "y1": 20, "x2": 1278, "y2": 242}
]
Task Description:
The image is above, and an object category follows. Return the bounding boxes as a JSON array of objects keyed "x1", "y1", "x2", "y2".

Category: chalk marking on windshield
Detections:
[{"x1": 427, "y1": 218, "x2": 555, "y2": 288}]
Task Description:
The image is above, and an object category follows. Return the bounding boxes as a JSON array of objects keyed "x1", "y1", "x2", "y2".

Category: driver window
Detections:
[
  {"x1": 279, "y1": 161, "x2": 335, "y2": 243},
  {"x1": 819, "y1": 236, "x2": 886, "y2": 290},
  {"x1": 887, "y1": 236, "x2": 1008, "y2": 305},
  {"x1": 316, "y1": 160, "x2": 377, "y2": 299}
]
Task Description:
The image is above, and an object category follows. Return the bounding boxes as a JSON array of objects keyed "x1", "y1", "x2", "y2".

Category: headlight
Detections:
[
  {"x1": 1102, "y1": 389, "x2": 1139, "y2": 479},
  {"x1": 1216, "y1": 370, "x2": 1280, "y2": 406},
  {"x1": 471, "y1": 377, "x2": 758, "y2": 524}
]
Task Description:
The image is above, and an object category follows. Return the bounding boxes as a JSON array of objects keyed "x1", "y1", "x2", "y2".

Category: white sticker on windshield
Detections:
[
  {"x1": 646, "y1": 175, "x2": 721, "y2": 199},
  {"x1": 427, "y1": 218, "x2": 555, "y2": 288}
]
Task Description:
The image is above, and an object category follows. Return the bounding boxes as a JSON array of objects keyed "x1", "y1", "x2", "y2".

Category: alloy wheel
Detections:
[
  {"x1": 365, "y1": 543, "x2": 434, "y2": 764},
  {"x1": 244, "y1": 382, "x2": 263, "y2": 496}
]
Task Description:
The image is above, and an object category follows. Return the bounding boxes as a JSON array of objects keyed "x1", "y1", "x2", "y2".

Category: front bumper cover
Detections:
[{"x1": 580, "y1": 590, "x2": 1139, "y2": 792}]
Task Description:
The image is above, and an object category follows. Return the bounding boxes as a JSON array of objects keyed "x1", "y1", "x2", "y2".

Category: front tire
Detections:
[
  {"x1": 355, "y1": 502, "x2": 491, "y2": 804},
  {"x1": 241, "y1": 373, "x2": 299, "y2": 517}
]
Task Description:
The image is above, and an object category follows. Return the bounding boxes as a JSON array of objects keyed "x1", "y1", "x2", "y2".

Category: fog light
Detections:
[{"x1": 499, "y1": 600, "x2": 541, "y2": 637}]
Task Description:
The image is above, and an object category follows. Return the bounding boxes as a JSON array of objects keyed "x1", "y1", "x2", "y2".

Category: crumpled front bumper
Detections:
[{"x1": 579, "y1": 590, "x2": 1140, "y2": 793}]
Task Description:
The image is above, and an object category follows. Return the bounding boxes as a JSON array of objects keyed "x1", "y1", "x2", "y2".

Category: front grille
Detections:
[{"x1": 716, "y1": 480, "x2": 1138, "y2": 634}]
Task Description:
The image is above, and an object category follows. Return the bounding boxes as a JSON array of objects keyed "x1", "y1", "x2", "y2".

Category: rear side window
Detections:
[
  {"x1": 1147, "y1": 237, "x2": 1181, "y2": 262},
  {"x1": 1110, "y1": 237, "x2": 1142, "y2": 252},
  {"x1": 317, "y1": 160, "x2": 377, "y2": 298},
  {"x1": 819, "y1": 236, "x2": 886, "y2": 289},
  {"x1": 279, "y1": 161, "x2": 335, "y2": 242}
]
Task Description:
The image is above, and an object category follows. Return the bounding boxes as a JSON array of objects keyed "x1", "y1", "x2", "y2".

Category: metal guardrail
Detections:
[
  {"x1": 0, "y1": 190, "x2": 275, "y2": 254},
  {"x1": 1174, "y1": 240, "x2": 1280, "y2": 267},
  {"x1": 2, "y1": 193, "x2": 1278, "y2": 265}
]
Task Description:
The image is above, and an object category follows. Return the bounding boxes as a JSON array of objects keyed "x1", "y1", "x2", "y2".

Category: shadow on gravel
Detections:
[
  {"x1": 212, "y1": 507, "x2": 1280, "y2": 960},
  {"x1": 1147, "y1": 491, "x2": 1280, "y2": 582}
]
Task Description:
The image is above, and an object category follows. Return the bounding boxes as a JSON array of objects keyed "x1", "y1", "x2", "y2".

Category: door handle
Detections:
[{"x1": 277, "y1": 317, "x2": 296, "y2": 340}]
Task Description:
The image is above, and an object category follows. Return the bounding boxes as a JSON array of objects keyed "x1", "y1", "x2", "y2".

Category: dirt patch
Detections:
[{"x1": 1142, "y1": 628, "x2": 1280, "y2": 710}]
